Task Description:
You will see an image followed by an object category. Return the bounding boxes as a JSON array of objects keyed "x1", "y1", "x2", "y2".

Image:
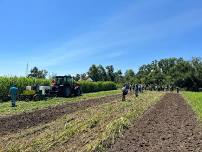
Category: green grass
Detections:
[
  {"x1": 182, "y1": 92, "x2": 202, "y2": 121},
  {"x1": 0, "y1": 91, "x2": 164, "y2": 152},
  {"x1": 0, "y1": 90, "x2": 120, "y2": 117}
]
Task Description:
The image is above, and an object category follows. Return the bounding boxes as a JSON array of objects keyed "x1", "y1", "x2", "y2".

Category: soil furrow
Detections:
[
  {"x1": 108, "y1": 93, "x2": 202, "y2": 152},
  {"x1": 0, "y1": 94, "x2": 121, "y2": 135}
]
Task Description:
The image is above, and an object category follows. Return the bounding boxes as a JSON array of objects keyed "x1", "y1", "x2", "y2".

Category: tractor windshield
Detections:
[
  {"x1": 55, "y1": 76, "x2": 73, "y2": 85},
  {"x1": 64, "y1": 76, "x2": 73, "y2": 85},
  {"x1": 56, "y1": 77, "x2": 64, "y2": 85}
]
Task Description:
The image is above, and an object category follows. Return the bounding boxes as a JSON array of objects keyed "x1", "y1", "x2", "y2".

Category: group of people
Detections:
[
  {"x1": 6, "y1": 83, "x2": 180, "y2": 107},
  {"x1": 122, "y1": 84, "x2": 144, "y2": 101},
  {"x1": 122, "y1": 83, "x2": 180, "y2": 101},
  {"x1": 145, "y1": 85, "x2": 180, "y2": 93}
]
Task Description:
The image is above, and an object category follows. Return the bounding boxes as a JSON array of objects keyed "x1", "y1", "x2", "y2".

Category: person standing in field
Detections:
[
  {"x1": 9, "y1": 85, "x2": 18, "y2": 107},
  {"x1": 129, "y1": 84, "x2": 132, "y2": 92},
  {"x1": 176, "y1": 87, "x2": 180, "y2": 93},
  {"x1": 122, "y1": 84, "x2": 128, "y2": 101},
  {"x1": 140, "y1": 84, "x2": 143, "y2": 93},
  {"x1": 135, "y1": 84, "x2": 139, "y2": 97},
  {"x1": 132, "y1": 84, "x2": 135, "y2": 92}
]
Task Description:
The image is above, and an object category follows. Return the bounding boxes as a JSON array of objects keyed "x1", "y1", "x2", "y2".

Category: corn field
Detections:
[
  {"x1": 0, "y1": 77, "x2": 117, "y2": 101},
  {"x1": 0, "y1": 77, "x2": 50, "y2": 101}
]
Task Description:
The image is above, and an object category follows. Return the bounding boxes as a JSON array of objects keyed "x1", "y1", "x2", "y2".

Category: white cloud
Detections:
[{"x1": 24, "y1": 1, "x2": 202, "y2": 71}]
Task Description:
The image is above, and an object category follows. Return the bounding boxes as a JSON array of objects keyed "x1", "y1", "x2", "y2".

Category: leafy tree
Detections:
[
  {"x1": 106, "y1": 65, "x2": 115, "y2": 81},
  {"x1": 28, "y1": 67, "x2": 48, "y2": 79},
  {"x1": 114, "y1": 70, "x2": 123, "y2": 83},
  {"x1": 97, "y1": 65, "x2": 108, "y2": 81},
  {"x1": 73, "y1": 74, "x2": 81, "y2": 81},
  {"x1": 87, "y1": 64, "x2": 100, "y2": 81},
  {"x1": 80, "y1": 73, "x2": 87, "y2": 80},
  {"x1": 124, "y1": 69, "x2": 135, "y2": 83}
]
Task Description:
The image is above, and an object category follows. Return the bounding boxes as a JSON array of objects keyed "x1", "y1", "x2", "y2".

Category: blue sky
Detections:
[{"x1": 0, "y1": 0, "x2": 202, "y2": 76}]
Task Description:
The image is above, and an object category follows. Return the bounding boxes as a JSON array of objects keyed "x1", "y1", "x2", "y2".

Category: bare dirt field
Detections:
[
  {"x1": 0, "y1": 94, "x2": 121, "y2": 136},
  {"x1": 108, "y1": 93, "x2": 202, "y2": 152}
]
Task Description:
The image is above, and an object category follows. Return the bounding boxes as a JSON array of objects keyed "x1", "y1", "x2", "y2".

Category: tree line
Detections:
[
  {"x1": 136, "y1": 57, "x2": 202, "y2": 91},
  {"x1": 27, "y1": 57, "x2": 202, "y2": 91},
  {"x1": 27, "y1": 65, "x2": 135, "y2": 84},
  {"x1": 73, "y1": 64, "x2": 135, "y2": 84}
]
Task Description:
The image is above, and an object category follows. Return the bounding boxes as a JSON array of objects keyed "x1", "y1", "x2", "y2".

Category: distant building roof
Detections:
[
  {"x1": 79, "y1": 76, "x2": 93, "y2": 82},
  {"x1": 86, "y1": 77, "x2": 93, "y2": 82}
]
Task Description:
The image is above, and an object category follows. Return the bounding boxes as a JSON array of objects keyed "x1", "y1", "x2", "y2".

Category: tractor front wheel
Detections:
[{"x1": 33, "y1": 94, "x2": 41, "y2": 101}]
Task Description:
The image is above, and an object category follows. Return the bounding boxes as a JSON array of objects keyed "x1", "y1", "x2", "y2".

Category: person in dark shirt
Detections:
[
  {"x1": 176, "y1": 87, "x2": 180, "y2": 93},
  {"x1": 122, "y1": 84, "x2": 128, "y2": 101},
  {"x1": 135, "y1": 84, "x2": 139, "y2": 97}
]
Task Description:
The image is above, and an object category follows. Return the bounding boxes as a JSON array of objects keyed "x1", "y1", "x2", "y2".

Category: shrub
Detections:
[{"x1": 78, "y1": 81, "x2": 117, "y2": 93}]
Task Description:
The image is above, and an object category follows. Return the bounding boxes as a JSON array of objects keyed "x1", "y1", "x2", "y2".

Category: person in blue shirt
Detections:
[{"x1": 9, "y1": 85, "x2": 18, "y2": 107}]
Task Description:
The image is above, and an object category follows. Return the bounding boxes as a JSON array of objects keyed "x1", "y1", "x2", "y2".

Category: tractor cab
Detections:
[
  {"x1": 51, "y1": 76, "x2": 81, "y2": 97},
  {"x1": 55, "y1": 76, "x2": 73, "y2": 86}
]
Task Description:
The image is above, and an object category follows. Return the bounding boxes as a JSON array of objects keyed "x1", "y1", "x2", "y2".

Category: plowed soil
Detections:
[
  {"x1": 0, "y1": 94, "x2": 121, "y2": 136},
  {"x1": 108, "y1": 93, "x2": 202, "y2": 152}
]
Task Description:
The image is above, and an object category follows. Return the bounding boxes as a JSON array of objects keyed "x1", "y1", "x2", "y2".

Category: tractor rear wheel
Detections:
[{"x1": 75, "y1": 88, "x2": 81, "y2": 96}]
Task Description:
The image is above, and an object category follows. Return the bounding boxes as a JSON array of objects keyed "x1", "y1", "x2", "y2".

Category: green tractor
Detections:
[{"x1": 51, "y1": 76, "x2": 82, "y2": 97}]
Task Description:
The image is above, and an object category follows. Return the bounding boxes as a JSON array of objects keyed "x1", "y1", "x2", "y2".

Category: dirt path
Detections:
[
  {"x1": 0, "y1": 94, "x2": 121, "y2": 136},
  {"x1": 108, "y1": 93, "x2": 202, "y2": 152}
]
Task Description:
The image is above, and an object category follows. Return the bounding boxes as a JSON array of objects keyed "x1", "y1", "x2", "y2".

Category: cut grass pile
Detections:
[
  {"x1": 0, "y1": 91, "x2": 163, "y2": 152},
  {"x1": 0, "y1": 90, "x2": 120, "y2": 117},
  {"x1": 182, "y1": 92, "x2": 202, "y2": 121}
]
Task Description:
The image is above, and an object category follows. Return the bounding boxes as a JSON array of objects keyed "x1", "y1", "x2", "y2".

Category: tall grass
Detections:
[{"x1": 182, "y1": 92, "x2": 202, "y2": 121}]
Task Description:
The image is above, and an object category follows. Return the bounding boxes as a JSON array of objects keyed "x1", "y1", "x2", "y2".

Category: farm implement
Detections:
[{"x1": 18, "y1": 76, "x2": 82, "y2": 101}]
